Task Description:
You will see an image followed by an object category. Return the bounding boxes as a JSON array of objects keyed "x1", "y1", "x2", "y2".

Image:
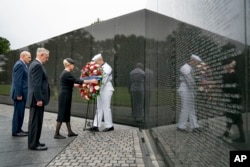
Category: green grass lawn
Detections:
[
  {"x1": 0, "y1": 84, "x2": 173, "y2": 107},
  {"x1": 71, "y1": 86, "x2": 131, "y2": 106},
  {"x1": 0, "y1": 84, "x2": 11, "y2": 96},
  {"x1": 0, "y1": 84, "x2": 132, "y2": 106}
]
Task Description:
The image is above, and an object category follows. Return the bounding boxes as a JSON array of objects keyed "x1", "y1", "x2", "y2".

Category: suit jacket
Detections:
[
  {"x1": 10, "y1": 60, "x2": 28, "y2": 100},
  {"x1": 27, "y1": 59, "x2": 50, "y2": 106}
]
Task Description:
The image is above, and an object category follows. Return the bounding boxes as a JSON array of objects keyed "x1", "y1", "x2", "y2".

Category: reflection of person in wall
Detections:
[
  {"x1": 196, "y1": 62, "x2": 216, "y2": 120},
  {"x1": 129, "y1": 62, "x2": 145, "y2": 122},
  {"x1": 197, "y1": 62, "x2": 214, "y2": 101},
  {"x1": 221, "y1": 60, "x2": 245, "y2": 143},
  {"x1": 177, "y1": 54, "x2": 202, "y2": 132},
  {"x1": 145, "y1": 67, "x2": 155, "y2": 122}
]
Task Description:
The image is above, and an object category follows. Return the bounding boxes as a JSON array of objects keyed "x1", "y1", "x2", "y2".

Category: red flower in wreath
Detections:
[{"x1": 79, "y1": 61, "x2": 103, "y2": 101}]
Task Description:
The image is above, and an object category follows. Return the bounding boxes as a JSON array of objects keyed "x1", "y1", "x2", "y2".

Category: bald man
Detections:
[{"x1": 11, "y1": 51, "x2": 31, "y2": 137}]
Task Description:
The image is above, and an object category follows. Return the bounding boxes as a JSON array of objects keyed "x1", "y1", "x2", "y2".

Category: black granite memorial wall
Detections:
[{"x1": 0, "y1": 1, "x2": 249, "y2": 166}]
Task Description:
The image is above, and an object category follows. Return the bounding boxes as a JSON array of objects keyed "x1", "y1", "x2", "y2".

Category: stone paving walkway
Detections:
[
  {"x1": 3, "y1": 102, "x2": 249, "y2": 167},
  {"x1": 0, "y1": 104, "x2": 148, "y2": 167}
]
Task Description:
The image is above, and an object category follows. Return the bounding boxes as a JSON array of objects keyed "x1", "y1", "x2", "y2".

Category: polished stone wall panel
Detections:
[{"x1": 0, "y1": 4, "x2": 249, "y2": 166}]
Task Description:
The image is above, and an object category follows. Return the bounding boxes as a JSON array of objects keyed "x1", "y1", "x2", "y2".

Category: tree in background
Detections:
[
  {"x1": 0, "y1": 37, "x2": 11, "y2": 54},
  {"x1": 0, "y1": 36, "x2": 10, "y2": 83}
]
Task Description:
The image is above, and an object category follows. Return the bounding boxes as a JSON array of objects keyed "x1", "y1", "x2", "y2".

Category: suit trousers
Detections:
[
  {"x1": 93, "y1": 90, "x2": 113, "y2": 128},
  {"x1": 12, "y1": 99, "x2": 26, "y2": 135},
  {"x1": 28, "y1": 106, "x2": 44, "y2": 149},
  {"x1": 178, "y1": 91, "x2": 199, "y2": 129}
]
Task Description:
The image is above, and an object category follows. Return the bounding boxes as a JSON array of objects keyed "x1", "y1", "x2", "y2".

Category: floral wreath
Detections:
[{"x1": 79, "y1": 61, "x2": 103, "y2": 101}]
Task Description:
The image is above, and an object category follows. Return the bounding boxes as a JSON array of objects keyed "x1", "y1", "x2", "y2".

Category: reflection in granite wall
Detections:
[
  {"x1": 0, "y1": 7, "x2": 249, "y2": 167},
  {"x1": 148, "y1": 0, "x2": 249, "y2": 166},
  {"x1": 247, "y1": 0, "x2": 250, "y2": 136},
  {"x1": 174, "y1": 23, "x2": 246, "y2": 167}
]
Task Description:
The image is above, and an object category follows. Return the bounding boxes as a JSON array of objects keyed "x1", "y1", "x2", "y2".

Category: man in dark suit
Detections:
[
  {"x1": 11, "y1": 51, "x2": 31, "y2": 137},
  {"x1": 27, "y1": 48, "x2": 50, "y2": 151}
]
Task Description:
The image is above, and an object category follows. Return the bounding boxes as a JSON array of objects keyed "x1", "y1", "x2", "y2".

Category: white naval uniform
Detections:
[
  {"x1": 177, "y1": 63, "x2": 199, "y2": 129},
  {"x1": 93, "y1": 62, "x2": 114, "y2": 128}
]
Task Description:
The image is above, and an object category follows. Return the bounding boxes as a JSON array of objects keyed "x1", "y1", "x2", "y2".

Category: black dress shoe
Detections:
[
  {"x1": 68, "y1": 133, "x2": 78, "y2": 137},
  {"x1": 39, "y1": 143, "x2": 46, "y2": 147},
  {"x1": 20, "y1": 130, "x2": 28, "y2": 134},
  {"x1": 30, "y1": 146, "x2": 48, "y2": 151},
  {"x1": 54, "y1": 134, "x2": 66, "y2": 139},
  {"x1": 86, "y1": 126, "x2": 99, "y2": 132},
  {"x1": 12, "y1": 132, "x2": 28, "y2": 137},
  {"x1": 103, "y1": 127, "x2": 114, "y2": 132}
]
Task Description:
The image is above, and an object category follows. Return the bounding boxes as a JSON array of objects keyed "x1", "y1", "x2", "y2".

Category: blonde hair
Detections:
[{"x1": 63, "y1": 59, "x2": 71, "y2": 67}]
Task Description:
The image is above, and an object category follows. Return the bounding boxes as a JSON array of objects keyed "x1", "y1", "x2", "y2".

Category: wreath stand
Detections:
[
  {"x1": 83, "y1": 99, "x2": 96, "y2": 132},
  {"x1": 83, "y1": 99, "x2": 110, "y2": 142}
]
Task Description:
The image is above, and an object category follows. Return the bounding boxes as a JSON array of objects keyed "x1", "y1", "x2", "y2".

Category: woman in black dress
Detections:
[{"x1": 54, "y1": 58, "x2": 97, "y2": 139}]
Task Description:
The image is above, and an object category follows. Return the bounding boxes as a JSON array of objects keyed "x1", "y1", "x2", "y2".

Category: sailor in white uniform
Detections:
[
  {"x1": 177, "y1": 54, "x2": 202, "y2": 132},
  {"x1": 91, "y1": 53, "x2": 115, "y2": 132}
]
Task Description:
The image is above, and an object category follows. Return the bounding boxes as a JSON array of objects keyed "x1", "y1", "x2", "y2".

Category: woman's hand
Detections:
[{"x1": 74, "y1": 84, "x2": 80, "y2": 87}]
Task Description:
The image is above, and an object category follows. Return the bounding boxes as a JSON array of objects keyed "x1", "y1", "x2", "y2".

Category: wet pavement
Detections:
[
  {"x1": 0, "y1": 104, "x2": 159, "y2": 167},
  {"x1": 4, "y1": 101, "x2": 245, "y2": 167}
]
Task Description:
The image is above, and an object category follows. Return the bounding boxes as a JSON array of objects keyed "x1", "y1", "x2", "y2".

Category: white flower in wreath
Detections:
[
  {"x1": 93, "y1": 69, "x2": 97, "y2": 75},
  {"x1": 85, "y1": 95, "x2": 90, "y2": 100},
  {"x1": 90, "y1": 66, "x2": 94, "y2": 70},
  {"x1": 198, "y1": 86, "x2": 204, "y2": 91},
  {"x1": 89, "y1": 86, "x2": 94, "y2": 93},
  {"x1": 94, "y1": 85, "x2": 100, "y2": 90}
]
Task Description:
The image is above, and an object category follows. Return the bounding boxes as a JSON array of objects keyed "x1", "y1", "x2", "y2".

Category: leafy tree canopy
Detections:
[{"x1": 0, "y1": 37, "x2": 11, "y2": 54}]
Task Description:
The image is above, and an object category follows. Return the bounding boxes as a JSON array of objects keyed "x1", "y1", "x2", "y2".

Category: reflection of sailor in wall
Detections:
[
  {"x1": 177, "y1": 54, "x2": 202, "y2": 131},
  {"x1": 92, "y1": 54, "x2": 115, "y2": 132}
]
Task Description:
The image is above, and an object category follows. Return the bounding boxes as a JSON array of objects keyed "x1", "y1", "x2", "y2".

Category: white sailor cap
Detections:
[
  {"x1": 191, "y1": 54, "x2": 202, "y2": 62},
  {"x1": 92, "y1": 53, "x2": 102, "y2": 61}
]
